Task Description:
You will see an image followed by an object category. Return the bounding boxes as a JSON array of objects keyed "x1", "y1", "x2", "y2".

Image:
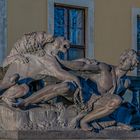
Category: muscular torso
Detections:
[{"x1": 89, "y1": 63, "x2": 115, "y2": 95}]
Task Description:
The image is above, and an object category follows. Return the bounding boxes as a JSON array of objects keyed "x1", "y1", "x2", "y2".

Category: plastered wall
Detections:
[
  {"x1": 7, "y1": 0, "x2": 140, "y2": 65},
  {"x1": 94, "y1": 0, "x2": 140, "y2": 65},
  {"x1": 7, "y1": 0, "x2": 48, "y2": 53}
]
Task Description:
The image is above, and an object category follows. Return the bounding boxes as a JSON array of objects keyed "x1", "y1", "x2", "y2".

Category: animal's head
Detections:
[
  {"x1": 119, "y1": 49, "x2": 139, "y2": 71},
  {"x1": 56, "y1": 37, "x2": 70, "y2": 53},
  {"x1": 45, "y1": 36, "x2": 70, "y2": 55}
]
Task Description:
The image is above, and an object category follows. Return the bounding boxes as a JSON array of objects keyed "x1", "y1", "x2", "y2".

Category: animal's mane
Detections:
[{"x1": 14, "y1": 32, "x2": 54, "y2": 54}]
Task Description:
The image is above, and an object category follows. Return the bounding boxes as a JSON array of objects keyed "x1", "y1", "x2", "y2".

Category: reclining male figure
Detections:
[{"x1": 58, "y1": 49, "x2": 139, "y2": 131}]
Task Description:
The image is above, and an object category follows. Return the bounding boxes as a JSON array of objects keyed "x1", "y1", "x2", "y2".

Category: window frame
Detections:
[{"x1": 47, "y1": 0, "x2": 94, "y2": 58}]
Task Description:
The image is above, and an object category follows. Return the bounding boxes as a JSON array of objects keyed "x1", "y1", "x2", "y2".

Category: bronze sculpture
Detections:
[
  {"x1": 13, "y1": 49, "x2": 139, "y2": 131},
  {"x1": 58, "y1": 49, "x2": 139, "y2": 131},
  {"x1": 1, "y1": 32, "x2": 81, "y2": 107},
  {"x1": 2, "y1": 32, "x2": 81, "y2": 90},
  {"x1": 0, "y1": 32, "x2": 139, "y2": 132}
]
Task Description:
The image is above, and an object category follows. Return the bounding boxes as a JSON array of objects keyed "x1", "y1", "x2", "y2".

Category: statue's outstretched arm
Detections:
[{"x1": 57, "y1": 58, "x2": 100, "y2": 72}]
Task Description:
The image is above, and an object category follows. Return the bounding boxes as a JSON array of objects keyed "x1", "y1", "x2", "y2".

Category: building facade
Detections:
[{"x1": 4, "y1": 0, "x2": 140, "y2": 76}]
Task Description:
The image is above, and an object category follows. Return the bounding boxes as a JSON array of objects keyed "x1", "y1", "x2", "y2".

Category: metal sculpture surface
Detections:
[
  {"x1": 1, "y1": 32, "x2": 81, "y2": 107},
  {"x1": 0, "y1": 32, "x2": 139, "y2": 132},
  {"x1": 57, "y1": 50, "x2": 139, "y2": 131}
]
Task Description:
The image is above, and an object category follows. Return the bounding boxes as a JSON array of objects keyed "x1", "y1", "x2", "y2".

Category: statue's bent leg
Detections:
[
  {"x1": 18, "y1": 82, "x2": 76, "y2": 107},
  {"x1": 1, "y1": 84, "x2": 29, "y2": 107},
  {"x1": 80, "y1": 94, "x2": 122, "y2": 131}
]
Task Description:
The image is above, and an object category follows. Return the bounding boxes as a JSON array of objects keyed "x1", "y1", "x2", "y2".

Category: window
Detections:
[
  {"x1": 54, "y1": 5, "x2": 85, "y2": 60},
  {"x1": 47, "y1": 0, "x2": 94, "y2": 59},
  {"x1": 132, "y1": 8, "x2": 140, "y2": 76}
]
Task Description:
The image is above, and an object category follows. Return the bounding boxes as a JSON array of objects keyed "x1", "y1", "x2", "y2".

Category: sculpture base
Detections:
[
  {"x1": 0, "y1": 130, "x2": 140, "y2": 140},
  {"x1": 0, "y1": 102, "x2": 79, "y2": 131},
  {"x1": 0, "y1": 103, "x2": 140, "y2": 140}
]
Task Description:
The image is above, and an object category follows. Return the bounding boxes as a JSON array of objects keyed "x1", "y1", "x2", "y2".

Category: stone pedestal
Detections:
[
  {"x1": 0, "y1": 104, "x2": 78, "y2": 131},
  {"x1": 0, "y1": 105, "x2": 140, "y2": 140}
]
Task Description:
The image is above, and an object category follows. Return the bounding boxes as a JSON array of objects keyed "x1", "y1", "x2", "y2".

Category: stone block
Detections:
[{"x1": 0, "y1": 104, "x2": 78, "y2": 131}]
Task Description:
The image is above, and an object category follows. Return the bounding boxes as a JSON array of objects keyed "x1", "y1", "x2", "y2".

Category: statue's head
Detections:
[
  {"x1": 119, "y1": 49, "x2": 139, "y2": 71},
  {"x1": 45, "y1": 36, "x2": 70, "y2": 55}
]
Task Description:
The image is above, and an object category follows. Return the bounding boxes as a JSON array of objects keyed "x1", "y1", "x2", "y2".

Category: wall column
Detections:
[{"x1": 0, "y1": 0, "x2": 7, "y2": 65}]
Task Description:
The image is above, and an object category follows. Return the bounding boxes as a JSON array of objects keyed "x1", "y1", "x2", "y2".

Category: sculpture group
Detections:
[{"x1": 0, "y1": 31, "x2": 139, "y2": 131}]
